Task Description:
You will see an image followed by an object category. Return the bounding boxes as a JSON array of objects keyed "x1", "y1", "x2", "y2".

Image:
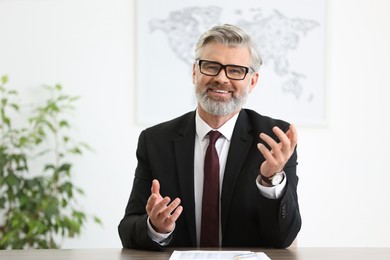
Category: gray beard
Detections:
[{"x1": 195, "y1": 83, "x2": 250, "y2": 116}]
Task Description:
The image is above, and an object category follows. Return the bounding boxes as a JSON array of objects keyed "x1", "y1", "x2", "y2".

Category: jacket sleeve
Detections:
[{"x1": 257, "y1": 145, "x2": 301, "y2": 248}]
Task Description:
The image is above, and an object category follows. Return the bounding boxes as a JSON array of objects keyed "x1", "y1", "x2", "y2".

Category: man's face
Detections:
[{"x1": 192, "y1": 42, "x2": 259, "y2": 117}]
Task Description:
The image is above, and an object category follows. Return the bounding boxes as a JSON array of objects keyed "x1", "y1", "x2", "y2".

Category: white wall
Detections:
[{"x1": 0, "y1": 0, "x2": 389, "y2": 248}]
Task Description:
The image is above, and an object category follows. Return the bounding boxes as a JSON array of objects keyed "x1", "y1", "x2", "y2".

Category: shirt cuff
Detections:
[
  {"x1": 256, "y1": 172, "x2": 287, "y2": 199},
  {"x1": 146, "y1": 217, "x2": 173, "y2": 246}
]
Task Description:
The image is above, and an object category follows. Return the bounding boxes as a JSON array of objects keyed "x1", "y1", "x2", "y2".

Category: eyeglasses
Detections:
[{"x1": 196, "y1": 59, "x2": 253, "y2": 80}]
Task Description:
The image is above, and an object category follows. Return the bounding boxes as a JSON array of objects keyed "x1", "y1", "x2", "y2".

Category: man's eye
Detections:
[
  {"x1": 228, "y1": 67, "x2": 245, "y2": 75},
  {"x1": 204, "y1": 64, "x2": 220, "y2": 71}
]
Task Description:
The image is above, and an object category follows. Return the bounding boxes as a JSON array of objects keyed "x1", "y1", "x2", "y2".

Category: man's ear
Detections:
[
  {"x1": 249, "y1": 72, "x2": 259, "y2": 93},
  {"x1": 192, "y1": 63, "x2": 197, "y2": 84}
]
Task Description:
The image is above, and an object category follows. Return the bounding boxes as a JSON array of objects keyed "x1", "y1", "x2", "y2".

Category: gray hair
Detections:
[{"x1": 194, "y1": 24, "x2": 262, "y2": 71}]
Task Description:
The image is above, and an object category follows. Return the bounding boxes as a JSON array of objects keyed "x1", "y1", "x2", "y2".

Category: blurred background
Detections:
[{"x1": 0, "y1": 0, "x2": 389, "y2": 248}]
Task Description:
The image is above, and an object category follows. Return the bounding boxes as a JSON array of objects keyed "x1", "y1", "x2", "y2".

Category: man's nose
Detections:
[{"x1": 213, "y1": 68, "x2": 230, "y2": 83}]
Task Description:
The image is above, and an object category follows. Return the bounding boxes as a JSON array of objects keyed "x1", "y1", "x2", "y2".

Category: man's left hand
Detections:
[{"x1": 257, "y1": 124, "x2": 298, "y2": 177}]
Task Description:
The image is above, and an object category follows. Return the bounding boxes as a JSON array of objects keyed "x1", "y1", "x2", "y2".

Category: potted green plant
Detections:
[{"x1": 0, "y1": 75, "x2": 100, "y2": 249}]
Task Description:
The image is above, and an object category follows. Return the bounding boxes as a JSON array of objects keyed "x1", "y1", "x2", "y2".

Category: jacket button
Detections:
[{"x1": 281, "y1": 204, "x2": 287, "y2": 218}]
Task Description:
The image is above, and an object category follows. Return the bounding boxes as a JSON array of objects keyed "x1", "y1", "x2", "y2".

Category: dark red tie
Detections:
[{"x1": 200, "y1": 130, "x2": 222, "y2": 247}]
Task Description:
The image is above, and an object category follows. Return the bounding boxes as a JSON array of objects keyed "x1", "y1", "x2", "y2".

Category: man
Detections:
[{"x1": 118, "y1": 24, "x2": 301, "y2": 250}]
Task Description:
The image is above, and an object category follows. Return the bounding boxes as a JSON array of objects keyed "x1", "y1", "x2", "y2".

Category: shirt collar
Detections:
[{"x1": 195, "y1": 109, "x2": 240, "y2": 142}]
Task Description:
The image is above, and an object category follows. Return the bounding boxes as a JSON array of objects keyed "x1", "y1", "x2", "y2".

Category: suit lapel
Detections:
[
  {"x1": 221, "y1": 110, "x2": 253, "y2": 234},
  {"x1": 173, "y1": 112, "x2": 197, "y2": 246}
]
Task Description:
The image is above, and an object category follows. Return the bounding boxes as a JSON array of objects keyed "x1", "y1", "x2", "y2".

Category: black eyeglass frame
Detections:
[{"x1": 196, "y1": 59, "x2": 254, "y2": 80}]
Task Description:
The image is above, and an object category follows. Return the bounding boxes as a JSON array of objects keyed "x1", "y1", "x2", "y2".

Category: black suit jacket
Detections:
[{"x1": 118, "y1": 109, "x2": 301, "y2": 250}]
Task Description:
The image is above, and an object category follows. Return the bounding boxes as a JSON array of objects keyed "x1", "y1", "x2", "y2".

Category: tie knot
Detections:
[{"x1": 208, "y1": 131, "x2": 221, "y2": 145}]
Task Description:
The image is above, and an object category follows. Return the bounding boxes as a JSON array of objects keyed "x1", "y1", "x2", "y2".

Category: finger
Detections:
[
  {"x1": 160, "y1": 198, "x2": 182, "y2": 219},
  {"x1": 259, "y1": 132, "x2": 279, "y2": 150},
  {"x1": 287, "y1": 124, "x2": 298, "y2": 149},
  {"x1": 272, "y1": 127, "x2": 291, "y2": 154},
  {"x1": 257, "y1": 143, "x2": 277, "y2": 164},
  {"x1": 156, "y1": 204, "x2": 183, "y2": 234},
  {"x1": 150, "y1": 196, "x2": 171, "y2": 218},
  {"x1": 166, "y1": 198, "x2": 181, "y2": 215},
  {"x1": 259, "y1": 132, "x2": 285, "y2": 162},
  {"x1": 162, "y1": 200, "x2": 183, "y2": 228},
  {"x1": 258, "y1": 139, "x2": 287, "y2": 175},
  {"x1": 169, "y1": 205, "x2": 183, "y2": 223},
  {"x1": 151, "y1": 179, "x2": 160, "y2": 195},
  {"x1": 146, "y1": 193, "x2": 159, "y2": 214}
]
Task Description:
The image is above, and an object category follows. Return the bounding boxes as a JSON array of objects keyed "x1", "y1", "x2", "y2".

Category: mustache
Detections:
[{"x1": 206, "y1": 83, "x2": 234, "y2": 92}]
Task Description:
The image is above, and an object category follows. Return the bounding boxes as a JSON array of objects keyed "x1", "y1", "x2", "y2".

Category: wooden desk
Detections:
[{"x1": 0, "y1": 247, "x2": 389, "y2": 260}]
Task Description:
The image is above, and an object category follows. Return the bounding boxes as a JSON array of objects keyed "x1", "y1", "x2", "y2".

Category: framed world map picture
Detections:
[{"x1": 135, "y1": 0, "x2": 326, "y2": 126}]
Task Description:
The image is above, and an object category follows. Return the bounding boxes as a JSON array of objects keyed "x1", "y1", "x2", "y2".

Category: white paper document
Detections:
[{"x1": 169, "y1": 250, "x2": 271, "y2": 260}]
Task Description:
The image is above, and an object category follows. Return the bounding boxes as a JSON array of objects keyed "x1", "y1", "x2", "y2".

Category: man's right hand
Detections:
[{"x1": 145, "y1": 179, "x2": 183, "y2": 234}]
